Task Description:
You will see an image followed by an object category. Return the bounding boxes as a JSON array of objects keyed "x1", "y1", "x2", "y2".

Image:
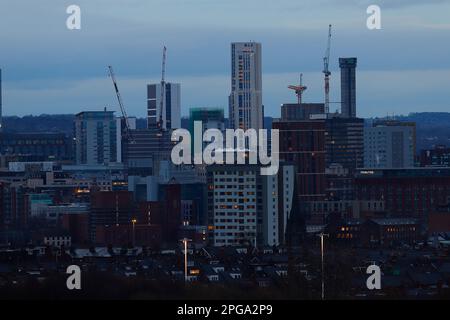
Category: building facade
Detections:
[
  {"x1": 355, "y1": 168, "x2": 450, "y2": 222},
  {"x1": 277, "y1": 164, "x2": 295, "y2": 245},
  {"x1": 74, "y1": 111, "x2": 118, "y2": 165},
  {"x1": 273, "y1": 119, "x2": 326, "y2": 202},
  {"x1": 206, "y1": 165, "x2": 283, "y2": 247},
  {"x1": 326, "y1": 117, "x2": 364, "y2": 171},
  {"x1": 229, "y1": 42, "x2": 263, "y2": 130},
  {"x1": 325, "y1": 117, "x2": 364, "y2": 201},
  {"x1": 364, "y1": 120, "x2": 416, "y2": 168},
  {"x1": 189, "y1": 108, "x2": 225, "y2": 154},
  {"x1": 339, "y1": 57, "x2": 357, "y2": 118},
  {"x1": 0, "y1": 133, "x2": 71, "y2": 161},
  {"x1": 281, "y1": 103, "x2": 324, "y2": 121},
  {"x1": 123, "y1": 128, "x2": 172, "y2": 176},
  {"x1": 89, "y1": 190, "x2": 135, "y2": 243},
  {"x1": 0, "y1": 182, "x2": 28, "y2": 245},
  {"x1": 147, "y1": 83, "x2": 181, "y2": 131}
]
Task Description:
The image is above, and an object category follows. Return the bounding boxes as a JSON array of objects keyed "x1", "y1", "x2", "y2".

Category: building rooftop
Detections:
[
  {"x1": 356, "y1": 167, "x2": 450, "y2": 178},
  {"x1": 75, "y1": 110, "x2": 115, "y2": 120},
  {"x1": 371, "y1": 218, "x2": 418, "y2": 226}
]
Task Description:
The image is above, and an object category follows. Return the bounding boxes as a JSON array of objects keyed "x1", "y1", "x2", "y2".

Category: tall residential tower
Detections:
[
  {"x1": 74, "y1": 111, "x2": 118, "y2": 165},
  {"x1": 229, "y1": 42, "x2": 263, "y2": 130}
]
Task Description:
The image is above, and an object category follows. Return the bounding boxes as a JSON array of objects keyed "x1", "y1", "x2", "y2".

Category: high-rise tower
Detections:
[
  {"x1": 229, "y1": 42, "x2": 263, "y2": 131},
  {"x1": 147, "y1": 83, "x2": 181, "y2": 131},
  {"x1": 339, "y1": 57, "x2": 357, "y2": 118},
  {"x1": 74, "y1": 111, "x2": 118, "y2": 165}
]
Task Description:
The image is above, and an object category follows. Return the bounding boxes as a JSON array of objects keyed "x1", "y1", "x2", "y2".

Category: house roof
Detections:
[
  {"x1": 438, "y1": 262, "x2": 450, "y2": 274},
  {"x1": 408, "y1": 272, "x2": 442, "y2": 286}
]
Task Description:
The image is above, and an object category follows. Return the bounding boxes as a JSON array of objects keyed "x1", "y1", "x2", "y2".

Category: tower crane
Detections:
[
  {"x1": 323, "y1": 24, "x2": 332, "y2": 114},
  {"x1": 108, "y1": 65, "x2": 134, "y2": 143},
  {"x1": 157, "y1": 46, "x2": 167, "y2": 132},
  {"x1": 288, "y1": 73, "x2": 307, "y2": 104}
]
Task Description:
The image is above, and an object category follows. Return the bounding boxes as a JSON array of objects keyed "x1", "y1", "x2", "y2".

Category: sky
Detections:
[{"x1": 0, "y1": 0, "x2": 449, "y2": 119}]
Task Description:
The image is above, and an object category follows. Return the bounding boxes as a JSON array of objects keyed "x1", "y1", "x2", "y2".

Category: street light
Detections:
[
  {"x1": 131, "y1": 218, "x2": 137, "y2": 247},
  {"x1": 180, "y1": 238, "x2": 192, "y2": 283},
  {"x1": 317, "y1": 232, "x2": 329, "y2": 300}
]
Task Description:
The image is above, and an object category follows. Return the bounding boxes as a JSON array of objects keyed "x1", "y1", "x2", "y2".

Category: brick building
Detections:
[
  {"x1": 60, "y1": 212, "x2": 89, "y2": 245},
  {"x1": 363, "y1": 218, "x2": 420, "y2": 247},
  {"x1": 273, "y1": 119, "x2": 326, "y2": 202},
  {"x1": 136, "y1": 182, "x2": 182, "y2": 244},
  {"x1": 89, "y1": 191, "x2": 136, "y2": 244},
  {"x1": 355, "y1": 168, "x2": 450, "y2": 222},
  {"x1": 95, "y1": 224, "x2": 162, "y2": 248},
  {"x1": 325, "y1": 217, "x2": 420, "y2": 247}
]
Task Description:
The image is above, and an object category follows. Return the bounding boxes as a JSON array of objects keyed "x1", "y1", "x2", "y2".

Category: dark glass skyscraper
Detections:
[
  {"x1": 272, "y1": 119, "x2": 326, "y2": 202},
  {"x1": 325, "y1": 117, "x2": 364, "y2": 171},
  {"x1": 339, "y1": 57, "x2": 357, "y2": 118}
]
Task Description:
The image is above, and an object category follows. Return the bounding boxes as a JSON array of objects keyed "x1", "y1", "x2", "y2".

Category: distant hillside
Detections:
[
  {"x1": 3, "y1": 114, "x2": 147, "y2": 136},
  {"x1": 3, "y1": 112, "x2": 450, "y2": 152},
  {"x1": 3, "y1": 115, "x2": 75, "y2": 136}
]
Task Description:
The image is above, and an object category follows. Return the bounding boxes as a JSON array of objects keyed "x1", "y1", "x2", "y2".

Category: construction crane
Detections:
[
  {"x1": 288, "y1": 73, "x2": 307, "y2": 104},
  {"x1": 157, "y1": 46, "x2": 167, "y2": 132},
  {"x1": 108, "y1": 65, "x2": 133, "y2": 143},
  {"x1": 323, "y1": 24, "x2": 332, "y2": 114}
]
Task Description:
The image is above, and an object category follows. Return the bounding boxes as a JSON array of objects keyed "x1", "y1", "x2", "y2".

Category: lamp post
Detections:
[
  {"x1": 317, "y1": 232, "x2": 329, "y2": 300},
  {"x1": 131, "y1": 218, "x2": 137, "y2": 247},
  {"x1": 181, "y1": 238, "x2": 192, "y2": 283}
]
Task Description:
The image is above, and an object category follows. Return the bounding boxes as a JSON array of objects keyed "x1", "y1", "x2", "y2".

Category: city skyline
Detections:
[
  {"x1": 1, "y1": 1, "x2": 450, "y2": 302},
  {"x1": 0, "y1": 0, "x2": 449, "y2": 119}
]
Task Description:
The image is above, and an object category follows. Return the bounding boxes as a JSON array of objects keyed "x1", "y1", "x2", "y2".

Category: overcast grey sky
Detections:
[{"x1": 0, "y1": 0, "x2": 449, "y2": 118}]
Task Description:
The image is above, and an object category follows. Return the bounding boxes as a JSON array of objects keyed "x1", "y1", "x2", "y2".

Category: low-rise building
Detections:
[
  {"x1": 43, "y1": 233, "x2": 71, "y2": 248},
  {"x1": 363, "y1": 218, "x2": 420, "y2": 247}
]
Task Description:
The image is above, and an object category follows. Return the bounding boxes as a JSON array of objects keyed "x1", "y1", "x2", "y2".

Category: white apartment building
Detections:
[
  {"x1": 206, "y1": 164, "x2": 294, "y2": 247},
  {"x1": 364, "y1": 120, "x2": 416, "y2": 168},
  {"x1": 229, "y1": 42, "x2": 263, "y2": 131},
  {"x1": 278, "y1": 165, "x2": 295, "y2": 245},
  {"x1": 147, "y1": 83, "x2": 181, "y2": 130}
]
